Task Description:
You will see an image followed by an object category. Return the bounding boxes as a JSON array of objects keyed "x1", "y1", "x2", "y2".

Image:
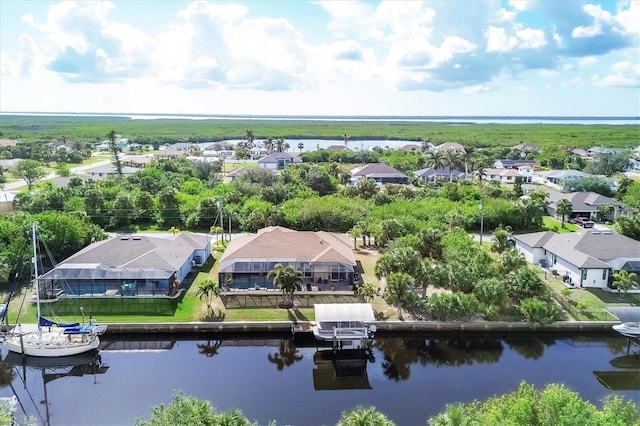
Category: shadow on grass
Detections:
[
  {"x1": 200, "y1": 307, "x2": 225, "y2": 321},
  {"x1": 586, "y1": 288, "x2": 640, "y2": 306},
  {"x1": 287, "y1": 308, "x2": 309, "y2": 322},
  {"x1": 374, "y1": 311, "x2": 389, "y2": 321}
]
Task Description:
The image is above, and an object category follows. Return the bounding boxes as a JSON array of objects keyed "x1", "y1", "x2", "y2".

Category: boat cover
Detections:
[
  {"x1": 39, "y1": 317, "x2": 80, "y2": 328},
  {"x1": 314, "y1": 303, "x2": 375, "y2": 323},
  {"x1": 606, "y1": 307, "x2": 640, "y2": 323}
]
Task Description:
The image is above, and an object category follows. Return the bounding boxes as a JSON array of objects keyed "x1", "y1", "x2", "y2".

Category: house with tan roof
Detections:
[
  {"x1": 512, "y1": 230, "x2": 640, "y2": 289},
  {"x1": 217, "y1": 226, "x2": 357, "y2": 291},
  {"x1": 434, "y1": 142, "x2": 466, "y2": 153}
]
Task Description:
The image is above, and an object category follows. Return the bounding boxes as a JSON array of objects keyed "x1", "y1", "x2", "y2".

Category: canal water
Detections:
[{"x1": 1, "y1": 332, "x2": 639, "y2": 425}]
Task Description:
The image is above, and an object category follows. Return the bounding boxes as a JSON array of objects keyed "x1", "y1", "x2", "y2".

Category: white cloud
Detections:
[
  {"x1": 562, "y1": 77, "x2": 584, "y2": 87},
  {"x1": 592, "y1": 61, "x2": 640, "y2": 87},
  {"x1": 572, "y1": 3, "x2": 614, "y2": 38},
  {"x1": 498, "y1": 8, "x2": 516, "y2": 23},
  {"x1": 508, "y1": 1, "x2": 532, "y2": 12},
  {"x1": 485, "y1": 25, "x2": 545, "y2": 52},
  {"x1": 463, "y1": 84, "x2": 491, "y2": 94},
  {"x1": 615, "y1": 1, "x2": 640, "y2": 35},
  {"x1": 516, "y1": 28, "x2": 546, "y2": 49}
]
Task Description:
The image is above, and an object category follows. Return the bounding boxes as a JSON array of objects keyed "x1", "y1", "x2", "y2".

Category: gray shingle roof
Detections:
[
  {"x1": 542, "y1": 231, "x2": 640, "y2": 268},
  {"x1": 351, "y1": 163, "x2": 407, "y2": 178},
  {"x1": 257, "y1": 152, "x2": 302, "y2": 163},
  {"x1": 512, "y1": 231, "x2": 556, "y2": 248}
]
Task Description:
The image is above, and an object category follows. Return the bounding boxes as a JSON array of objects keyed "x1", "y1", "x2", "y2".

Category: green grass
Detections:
[
  {"x1": 224, "y1": 308, "x2": 314, "y2": 322},
  {"x1": 542, "y1": 216, "x2": 580, "y2": 233}
]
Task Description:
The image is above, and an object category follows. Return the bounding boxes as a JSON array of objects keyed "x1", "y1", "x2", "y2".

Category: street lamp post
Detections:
[
  {"x1": 216, "y1": 199, "x2": 222, "y2": 243},
  {"x1": 479, "y1": 203, "x2": 484, "y2": 245}
]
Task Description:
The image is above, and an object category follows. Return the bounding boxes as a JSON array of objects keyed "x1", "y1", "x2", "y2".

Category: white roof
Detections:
[{"x1": 314, "y1": 303, "x2": 375, "y2": 322}]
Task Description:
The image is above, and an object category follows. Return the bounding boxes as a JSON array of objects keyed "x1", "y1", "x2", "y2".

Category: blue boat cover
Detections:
[{"x1": 39, "y1": 316, "x2": 80, "y2": 328}]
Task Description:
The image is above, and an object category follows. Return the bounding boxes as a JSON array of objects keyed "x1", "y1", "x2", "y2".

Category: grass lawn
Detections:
[{"x1": 542, "y1": 216, "x2": 580, "y2": 233}]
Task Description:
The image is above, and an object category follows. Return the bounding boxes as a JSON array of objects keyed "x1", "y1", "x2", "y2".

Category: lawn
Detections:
[{"x1": 542, "y1": 216, "x2": 580, "y2": 233}]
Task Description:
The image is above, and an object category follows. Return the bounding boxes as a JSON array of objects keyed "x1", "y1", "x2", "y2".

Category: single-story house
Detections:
[
  {"x1": 538, "y1": 169, "x2": 588, "y2": 186},
  {"x1": 258, "y1": 152, "x2": 302, "y2": 170},
  {"x1": 494, "y1": 159, "x2": 539, "y2": 169},
  {"x1": 218, "y1": 226, "x2": 357, "y2": 291},
  {"x1": 414, "y1": 167, "x2": 465, "y2": 182},
  {"x1": 434, "y1": 142, "x2": 466, "y2": 153},
  {"x1": 512, "y1": 230, "x2": 640, "y2": 289},
  {"x1": 547, "y1": 190, "x2": 627, "y2": 221},
  {"x1": 38, "y1": 233, "x2": 211, "y2": 297},
  {"x1": 52, "y1": 139, "x2": 77, "y2": 152},
  {"x1": 512, "y1": 142, "x2": 541, "y2": 154},
  {"x1": 87, "y1": 166, "x2": 141, "y2": 178},
  {"x1": 350, "y1": 163, "x2": 409, "y2": 185},
  {"x1": 326, "y1": 145, "x2": 351, "y2": 152},
  {"x1": 122, "y1": 155, "x2": 154, "y2": 169}
]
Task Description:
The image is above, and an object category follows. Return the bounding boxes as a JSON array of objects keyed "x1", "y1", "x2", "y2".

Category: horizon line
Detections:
[{"x1": 1, "y1": 111, "x2": 639, "y2": 120}]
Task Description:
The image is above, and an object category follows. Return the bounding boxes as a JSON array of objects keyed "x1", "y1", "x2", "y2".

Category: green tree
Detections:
[
  {"x1": 108, "y1": 130, "x2": 123, "y2": 177},
  {"x1": 429, "y1": 402, "x2": 477, "y2": 426},
  {"x1": 357, "y1": 282, "x2": 377, "y2": 302},
  {"x1": 337, "y1": 405, "x2": 395, "y2": 426},
  {"x1": 490, "y1": 226, "x2": 512, "y2": 253},
  {"x1": 555, "y1": 198, "x2": 573, "y2": 228},
  {"x1": 424, "y1": 151, "x2": 446, "y2": 173},
  {"x1": 11, "y1": 159, "x2": 46, "y2": 190},
  {"x1": 267, "y1": 263, "x2": 302, "y2": 308},
  {"x1": 196, "y1": 279, "x2": 220, "y2": 313},
  {"x1": 383, "y1": 272, "x2": 417, "y2": 320},
  {"x1": 348, "y1": 223, "x2": 363, "y2": 249},
  {"x1": 519, "y1": 298, "x2": 560, "y2": 325},
  {"x1": 613, "y1": 270, "x2": 638, "y2": 298}
]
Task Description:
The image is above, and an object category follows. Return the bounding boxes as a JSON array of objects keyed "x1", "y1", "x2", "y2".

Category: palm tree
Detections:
[
  {"x1": 443, "y1": 151, "x2": 463, "y2": 182},
  {"x1": 297, "y1": 142, "x2": 304, "y2": 152},
  {"x1": 428, "y1": 402, "x2": 477, "y2": 426},
  {"x1": 337, "y1": 405, "x2": 394, "y2": 426},
  {"x1": 613, "y1": 270, "x2": 638, "y2": 298},
  {"x1": 275, "y1": 137, "x2": 285, "y2": 153},
  {"x1": 348, "y1": 224, "x2": 363, "y2": 249},
  {"x1": 267, "y1": 263, "x2": 302, "y2": 308},
  {"x1": 555, "y1": 198, "x2": 573, "y2": 228},
  {"x1": 424, "y1": 151, "x2": 446, "y2": 180},
  {"x1": 357, "y1": 282, "x2": 377, "y2": 302},
  {"x1": 244, "y1": 129, "x2": 255, "y2": 149},
  {"x1": 263, "y1": 137, "x2": 275, "y2": 154},
  {"x1": 196, "y1": 279, "x2": 220, "y2": 313},
  {"x1": 383, "y1": 272, "x2": 417, "y2": 320},
  {"x1": 343, "y1": 134, "x2": 350, "y2": 147}
]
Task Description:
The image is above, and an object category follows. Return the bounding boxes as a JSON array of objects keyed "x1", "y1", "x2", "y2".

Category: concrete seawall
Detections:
[{"x1": 103, "y1": 320, "x2": 619, "y2": 336}]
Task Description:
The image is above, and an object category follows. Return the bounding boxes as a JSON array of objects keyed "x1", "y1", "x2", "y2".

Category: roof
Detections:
[
  {"x1": 257, "y1": 152, "x2": 302, "y2": 164},
  {"x1": 547, "y1": 190, "x2": 621, "y2": 212},
  {"x1": 484, "y1": 168, "x2": 522, "y2": 177},
  {"x1": 435, "y1": 142, "x2": 466, "y2": 153},
  {"x1": 219, "y1": 226, "x2": 356, "y2": 266},
  {"x1": 40, "y1": 233, "x2": 210, "y2": 280},
  {"x1": 542, "y1": 230, "x2": 640, "y2": 268},
  {"x1": 314, "y1": 303, "x2": 375, "y2": 322},
  {"x1": 325, "y1": 145, "x2": 351, "y2": 151},
  {"x1": 513, "y1": 142, "x2": 541, "y2": 152},
  {"x1": 544, "y1": 169, "x2": 588, "y2": 179},
  {"x1": 88, "y1": 166, "x2": 141, "y2": 175},
  {"x1": 495, "y1": 159, "x2": 539, "y2": 167},
  {"x1": 350, "y1": 163, "x2": 407, "y2": 178},
  {"x1": 414, "y1": 167, "x2": 465, "y2": 178},
  {"x1": 512, "y1": 231, "x2": 555, "y2": 248}
]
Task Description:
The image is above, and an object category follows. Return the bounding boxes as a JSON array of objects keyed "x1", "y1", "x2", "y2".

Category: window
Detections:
[
  {"x1": 582, "y1": 270, "x2": 587, "y2": 280},
  {"x1": 602, "y1": 269, "x2": 607, "y2": 280}
]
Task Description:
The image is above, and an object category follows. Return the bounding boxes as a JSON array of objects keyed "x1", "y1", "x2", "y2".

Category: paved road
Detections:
[{"x1": 2, "y1": 159, "x2": 112, "y2": 192}]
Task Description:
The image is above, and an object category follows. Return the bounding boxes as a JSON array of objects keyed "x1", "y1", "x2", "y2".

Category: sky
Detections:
[{"x1": 0, "y1": 0, "x2": 639, "y2": 117}]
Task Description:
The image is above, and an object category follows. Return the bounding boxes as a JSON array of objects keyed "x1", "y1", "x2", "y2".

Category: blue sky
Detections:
[{"x1": 1, "y1": 0, "x2": 638, "y2": 116}]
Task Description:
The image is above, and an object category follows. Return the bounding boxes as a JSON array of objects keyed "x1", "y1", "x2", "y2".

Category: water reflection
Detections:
[{"x1": 0, "y1": 333, "x2": 637, "y2": 425}]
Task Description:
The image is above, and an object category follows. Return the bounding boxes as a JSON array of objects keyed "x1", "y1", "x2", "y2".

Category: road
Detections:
[{"x1": 2, "y1": 159, "x2": 113, "y2": 192}]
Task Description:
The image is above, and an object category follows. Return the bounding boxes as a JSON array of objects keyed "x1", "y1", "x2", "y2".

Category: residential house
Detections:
[
  {"x1": 401, "y1": 144, "x2": 422, "y2": 152},
  {"x1": 326, "y1": 145, "x2": 352, "y2": 152},
  {"x1": 414, "y1": 167, "x2": 465, "y2": 182},
  {"x1": 217, "y1": 226, "x2": 357, "y2": 290},
  {"x1": 38, "y1": 233, "x2": 211, "y2": 297},
  {"x1": 155, "y1": 149, "x2": 188, "y2": 159},
  {"x1": 225, "y1": 167, "x2": 276, "y2": 183},
  {"x1": 494, "y1": 159, "x2": 537, "y2": 182},
  {"x1": 512, "y1": 230, "x2": 640, "y2": 289},
  {"x1": 568, "y1": 148, "x2": 590, "y2": 158},
  {"x1": 547, "y1": 190, "x2": 627, "y2": 221},
  {"x1": 350, "y1": 163, "x2": 409, "y2": 185},
  {"x1": 538, "y1": 169, "x2": 588, "y2": 187},
  {"x1": 257, "y1": 152, "x2": 302, "y2": 170},
  {"x1": 483, "y1": 168, "x2": 523, "y2": 184},
  {"x1": 434, "y1": 142, "x2": 466, "y2": 153},
  {"x1": 87, "y1": 166, "x2": 141, "y2": 179},
  {"x1": 512, "y1": 142, "x2": 541, "y2": 154},
  {"x1": 587, "y1": 147, "x2": 625, "y2": 157},
  {"x1": 170, "y1": 142, "x2": 198, "y2": 153},
  {"x1": 122, "y1": 155, "x2": 154, "y2": 169},
  {"x1": 52, "y1": 139, "x2": 77, "y2": 152}
]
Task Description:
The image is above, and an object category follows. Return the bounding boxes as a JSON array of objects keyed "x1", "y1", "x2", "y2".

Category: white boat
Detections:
[
  {"x1": 4, "y1": 224, "x2": 107, "y2": 357},
  {"x1": 612, "y1": 322, "x2": 640, "y2": 338}
]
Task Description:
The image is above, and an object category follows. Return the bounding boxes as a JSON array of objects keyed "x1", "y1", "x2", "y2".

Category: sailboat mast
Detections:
[{"x1": 32, "y1": 224, "x2": 41, "y2": 322}]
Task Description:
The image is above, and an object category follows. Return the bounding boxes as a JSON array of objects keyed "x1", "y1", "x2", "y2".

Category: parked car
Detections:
[{"x1": 574, "y1": 217, "x2": 595, "y2": 228}]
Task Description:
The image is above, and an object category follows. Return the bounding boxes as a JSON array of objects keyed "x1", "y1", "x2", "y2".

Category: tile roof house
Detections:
[
  {"x1": 218, "y1": 226, "x2": 357, "y2": 291},
  {"x1": 257, "y1": 152, "x2": 303, "y2": 170},
  {"x1": 38, "y1": 233, "x2": 211, "y2": 298},
  {"x1": 87, "y1": 166, "x2": 141, "y2": 178},
  {"x1": 350, "y1": 163, "x2": 409, "y2": 185},
  {"x1": 483, "y1": 167, "x2": 524, "y2": 184},
  {"x1": 512, "y1": 230, "x2": 640, "y2": 288},
  {"x1": 434, "y1": 142, "x2": 466, "y2": 153},
  {"x1": 547, "y1": 190, "x2": 627, "y2": 221}
]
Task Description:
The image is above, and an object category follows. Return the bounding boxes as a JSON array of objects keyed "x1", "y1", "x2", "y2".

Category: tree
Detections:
[
  {"x1": 616, "y1": 213, "x2": 640, "y2": 240},
  {"x1": 357, "y1": 282, "x2": 377, "y2": 302},
  {"x1": 613, "y1": 270, "x2": 638, "y2": 298},
  {"x1": 108, "y1": 130, "x2": 123, "y2": 176},
  {"x1": 11, "y1": 159, "x2": 46, "y2": 190},
  {"x1": 424, "y1": 151, "x2": 446, "y2": 179},
  {"x1": 443, "y1": 151, "x2": 463, "y2": 182},
  {"x1": 584, "y1": 151, "x2": 630, "y2": 176},
  {"x1": 383, "y1": 272, "x2": 417, "y2": 320},
  {"x1": 297, "y1": 142, "x2": 304, "y2": 152},
  {"x1": 196, "y1": 280, "x2": 220, "y2": 313},
  {"x1": 428, "y1": 402, "x2": 476, "y2": 426},
  {"x1": 348, "y1": 224, "x2": 363, "y2": 249},
  {"x1": 267, "y1": 263, "x2": 302, "y2": 308},
  {"x1": 490, "y1": 226, "x2": 512, "y2": 253},
  {"x1": 555, "y1": 198, "x2": 573, "y2": 228},
  {"x1": 337, "y1": 405, "x2": 394, "y2": 426}
]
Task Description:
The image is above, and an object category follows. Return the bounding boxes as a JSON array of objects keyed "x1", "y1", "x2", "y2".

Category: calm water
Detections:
[{"x1": 1, "y1": 332, "x2": 639, "y2": 426}]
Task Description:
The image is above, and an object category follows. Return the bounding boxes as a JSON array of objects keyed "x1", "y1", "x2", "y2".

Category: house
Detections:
[
  {"x1": 257, "y1": 152, "x2": 302, "y2": 170},
  {"x1": 38, "y1": 233, "x2": 211, "y2": 297},
  {"x1": 52, "y1": 139, "x2": 77, "y2": 152},
  {"x1": 414, "y1": 167, "x2": 465, "y2": 182},
  {"x1": 588, "y1": 147, "x2": 625, "y2": 157},
  {"x1": 537, "y1": 169, "x2": 588, "y2": 187},
  {"x1": 434, "y1": 142, "x2": 466, "y2": 153},
  {"x1": 326, "y1": 145, "x2": 351, "y2": 152},
  {"x1": 512, "y1": 142, "x2": 541, "y2": 154},
  {"x1": 494, "y1": 159, "x2": 537, "y2": 182},
  {"x1": 225, "y1": 167, "x2": 276, "y2": 183},
  {"x1": 350, "y1": 163, "x2": 409, "y2": 185},
  {"x1": 155, "y1": 149, "x2": 188, "y2": 159},
  {"x1": 217, "y1": 226, "x2": 357, "y2": 290},
  {"x1": 483, "y1": 168, "x2": 523, "y2": 184},
  {"x1": 568, "y1": 148, "x2": 590, "y2": 158},
  {"x1": 122, "y1": 155, "x2": 153, "y2": 169},
  {"x1": 512, "y1": 230, "x2": 640, "y2": 289},
  {"x1": 87, "y1": 166, "x2": 141, "y2": 178},
  {"x1": 170, "y1": 142, "x2": 198, "y2": 153},
  {"x1": 547, "y1": 190, "x2": 627, "y2": 221},
  {"x1": 401, "y1": 144, "x2": 421, "y2": 152}
]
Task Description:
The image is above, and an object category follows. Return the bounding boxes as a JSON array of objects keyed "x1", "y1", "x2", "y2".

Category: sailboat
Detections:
[{"x1": 4, "y1": 224, "x2": 107, "y2": 357}]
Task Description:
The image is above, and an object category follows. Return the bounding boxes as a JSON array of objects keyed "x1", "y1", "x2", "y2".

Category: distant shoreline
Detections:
[{"x1": 1, "y1": 112, "x2": 639, "y2": 125}]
